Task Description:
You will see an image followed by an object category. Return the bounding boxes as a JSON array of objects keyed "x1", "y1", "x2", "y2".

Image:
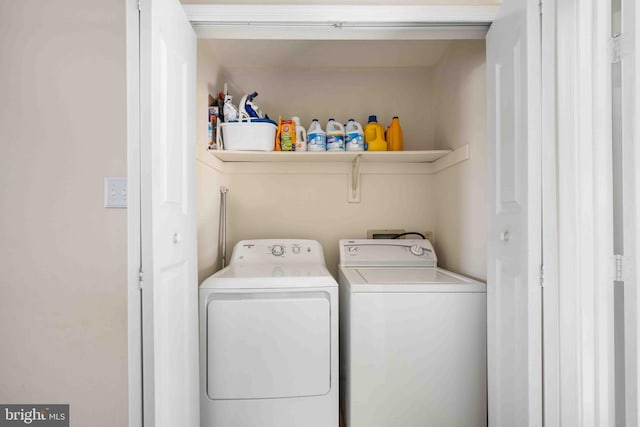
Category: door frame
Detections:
[
  {"x1": 126, "y1": 0, "x2": 142, "y2": 426},
  {"x1": 544, "y1": 0, "x2": 617, "y2": 425},
  {"x1": 621, "y1": 0, "x2": 640, "y2": 424},
  {"x1": 540, "y1": 0, "x2": 560, "y2": 423}
]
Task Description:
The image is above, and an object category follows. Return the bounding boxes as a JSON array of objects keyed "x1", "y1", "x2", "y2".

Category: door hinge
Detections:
[
  {"x1": 539, "y1": 264, "x2": 544, "y2": 287},
  {"x1": 538, "y1": 0, "x2": 543, "y2": 16},
  {"x1": 137, "y1": 0, "x2": 141, "y2": 12},
  {"x1": 611, "y1": 35, "x2": 622, "y2": 63},
  {"x1": 610, "y1": 34, "x2": 629, "y2": 63},
  {"x1": 138, "y1": 269, "x2": 144, "y2": 290},
  {"x1": 615, "y1": 254, "x2": 623, "y2": 282}
]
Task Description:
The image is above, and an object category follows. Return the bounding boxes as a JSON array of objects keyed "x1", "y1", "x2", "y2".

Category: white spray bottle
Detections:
[{"x1": 223, "y1": 95, "x2": 238, "y2": 122}]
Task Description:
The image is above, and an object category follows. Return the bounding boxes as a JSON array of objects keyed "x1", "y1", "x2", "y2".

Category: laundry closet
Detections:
[
  {"x1": 133, "y1": 2, "x2": 540, "y2": 426},
  {"x1": 195, "y1": 36, "x2": 487, "y2": 282}
]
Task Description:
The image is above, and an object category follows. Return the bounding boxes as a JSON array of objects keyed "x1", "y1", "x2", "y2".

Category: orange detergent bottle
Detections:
[{"x1": 386, "y1": 116, "x2": 403, "y2": 151}]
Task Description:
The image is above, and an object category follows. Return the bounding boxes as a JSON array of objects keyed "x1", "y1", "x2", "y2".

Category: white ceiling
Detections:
[{"x1": 200, "y1": 39, "x2": 455, "y2": 68}]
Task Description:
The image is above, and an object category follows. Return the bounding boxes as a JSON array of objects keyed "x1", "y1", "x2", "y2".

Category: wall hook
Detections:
[{"x1": 348, "y1": 154, "x2": 362, "y2": 203}]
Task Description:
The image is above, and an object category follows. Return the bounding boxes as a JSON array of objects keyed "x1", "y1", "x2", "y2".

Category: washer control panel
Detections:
[
  {"x1": 340, "y1": 239, "x2": 437, "y2": 268},
  {"x1": 230, "y1": 239, "x2": 325, "y2": 265}
]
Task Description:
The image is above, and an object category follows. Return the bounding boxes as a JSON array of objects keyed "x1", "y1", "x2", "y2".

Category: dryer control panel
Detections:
[
  {"x1": 230, "y1": 239, "x2": 326, "y2": 265},
  {"x1": 340, "y1": 239, "x2": 437, "y2": 268}
]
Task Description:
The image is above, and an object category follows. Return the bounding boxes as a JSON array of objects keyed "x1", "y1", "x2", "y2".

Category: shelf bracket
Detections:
[{"x1": 348, "y1": 154, "x2": 362, "y2": 203}]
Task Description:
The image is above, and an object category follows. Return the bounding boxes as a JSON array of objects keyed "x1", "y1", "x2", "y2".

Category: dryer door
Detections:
[{"x1": 206, "y1": 290, "x2": 331, "y2": 399}]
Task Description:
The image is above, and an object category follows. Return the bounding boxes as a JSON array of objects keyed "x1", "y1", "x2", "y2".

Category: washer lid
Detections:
[
  {"x1": 340, "y1": 267, "x2": 486, "y2": 293},
  {"x1": 357, "y1": 268, "x2": 466, "y2": 284}
]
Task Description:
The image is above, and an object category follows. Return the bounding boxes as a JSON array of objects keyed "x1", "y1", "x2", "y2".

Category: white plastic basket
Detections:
[{"x1": 218, "y1": 118, "x2": 277, "y2": 151}]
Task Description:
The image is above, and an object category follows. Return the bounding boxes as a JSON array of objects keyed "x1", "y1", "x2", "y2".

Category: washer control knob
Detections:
[
  {"x1": 292, "y1": 246, "x2": 301, "y2": 254},
  {"x1": 348, "y1": 246, "x2": 359, "y2": 255},
  {"x1": 410, "y1": 244, "x2": 424, "y2": 256},
  {"x1": 271, "y1": 245, "x2": 285, "y2": 256}
]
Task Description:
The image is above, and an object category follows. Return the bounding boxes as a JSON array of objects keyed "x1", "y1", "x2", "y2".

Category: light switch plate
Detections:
[{"x1": 104, "y1": 177, "x2": 127, "y2": 208}]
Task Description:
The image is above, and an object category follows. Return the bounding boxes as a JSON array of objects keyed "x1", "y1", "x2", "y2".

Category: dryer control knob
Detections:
[
  {"x1": 271, "y1": 245, "x2": 285, "y2": 256},
  {"x1": 410, "y1": 244, "x2": 424, "y2": 256}
]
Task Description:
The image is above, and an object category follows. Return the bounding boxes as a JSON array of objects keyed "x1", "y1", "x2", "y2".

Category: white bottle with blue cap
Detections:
[
  {"x1": 307, "y1": 119, "x2": 327, "y2": 151},
  {"x1": 326, "y1": 118, "x2": 345, "y2": 151},
  {"x1": 345, "y1": 119, "x2": 364, "y2": 151}
]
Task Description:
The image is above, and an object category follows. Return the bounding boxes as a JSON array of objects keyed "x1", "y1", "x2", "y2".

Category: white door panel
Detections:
[
  {"x1": 487, "y1": 0, "x2": 542, "y2": 426},
  {"x1": 140, "y1": 0, "x2": 198, "y2": 425},
  {"x1": 494, "y1": 44, "x2": 523, "y2": 212},
  {"x1": 493, "y1": 260, "x2": 527, "y2": 425}
]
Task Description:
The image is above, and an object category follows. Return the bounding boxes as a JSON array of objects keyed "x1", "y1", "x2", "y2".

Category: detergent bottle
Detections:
[
  {"x1": 326, "y1": 119, "x2": 345, "y2": 151},
  {"x1": 345, "y1": 119, "x2": 364, "y2": 151},
  {"x1": 364, "y1": 115, "x2": 387, "y2": 151},
  {"x1": 307, "y1": 119, "x2": 327, "y2": 151},
  {"x1": 279, "y1": 119, "x2": 295, "y2": 151},
  {"x1": 292, "y1": 116, "x2": 307, "y2": 152},
  {"x1": 386, "y1": 116, "x2": 404, "y2": 151}
]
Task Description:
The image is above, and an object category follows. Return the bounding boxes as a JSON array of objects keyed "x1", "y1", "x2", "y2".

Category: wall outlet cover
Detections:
[{"x1": 367, "y1": 229, "x2": 406, "y2": 239}]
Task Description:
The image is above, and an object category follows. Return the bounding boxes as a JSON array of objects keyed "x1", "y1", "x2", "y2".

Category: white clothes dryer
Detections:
[
  {"x1": 338, "y1": 239, "x2": 487, "y2": 427},
  {"x1": 200, "y1": 239, "x2": 338, "y2": 427}
]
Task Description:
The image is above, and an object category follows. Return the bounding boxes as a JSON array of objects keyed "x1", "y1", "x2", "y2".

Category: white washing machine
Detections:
[
  {"x1": 338, "y1": 239, "x2": 487, "y2": 427},
  {"x1": 199, "y1": 239, "x2": 338, "y2": 427}
]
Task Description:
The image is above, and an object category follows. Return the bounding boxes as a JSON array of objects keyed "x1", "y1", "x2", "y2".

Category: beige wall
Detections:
[
  {"x1": 222, "y1": 67, "x2": 436, "y2": 151},
  {"x1": 433, "y1": 40, "x2": 487, "y2": 280},
  {"x1": 0, "y1": 1, "x2": 128, "y2": 426},
  {"x1": 196, "y1": 42, "x2": 228, "y2": 283},
  {"x1": 223, "y1": 167, "x2": 435, "y2": 277},
  {"x1": 196, "y1": 44, "x2": 437, "y2": 277},
  {"x1": 196, "y1": 42, "x2": 486, "y2": 278}
]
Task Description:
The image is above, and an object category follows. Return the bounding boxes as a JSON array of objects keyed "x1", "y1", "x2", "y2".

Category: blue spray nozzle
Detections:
[{"x1": 242, "y1": 91, "x2": 263, "y2": 118}]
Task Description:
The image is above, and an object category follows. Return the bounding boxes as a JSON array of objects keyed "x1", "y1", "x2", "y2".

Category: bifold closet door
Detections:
[
  {"x1": 486, "y1": 0, "x2": 542, "y2": 426},
  {"x1": 139, "y1": 0, "x2": 199, "y2": 426}
]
